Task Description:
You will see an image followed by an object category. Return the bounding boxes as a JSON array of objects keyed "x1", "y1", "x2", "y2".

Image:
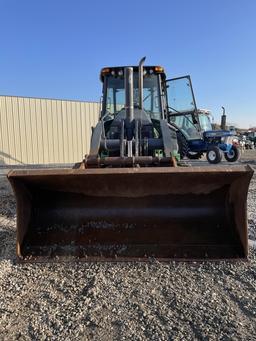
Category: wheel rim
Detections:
[
  {"x1": 227, "y1": 149, "x2": 235, "y2": 158},
  {"x1": 208, "y1": 150, "x2": 216, "y2": 161}
]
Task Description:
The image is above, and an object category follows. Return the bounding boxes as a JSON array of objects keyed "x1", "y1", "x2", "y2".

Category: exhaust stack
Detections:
[
  {"x1": 124, "y1": 67, "x2": 134, "y2": 125},
  {"x1": 124, "y1": 67, "x2": 134, "y2": 147},
  {"x1": 138, "y1": 56, "x2": 146, "y2": 110},
  {"x1": 221, "y1": 106, "x2": 227, "y2": 130}
]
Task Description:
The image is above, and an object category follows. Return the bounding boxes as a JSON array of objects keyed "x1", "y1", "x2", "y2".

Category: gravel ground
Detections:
[{"x1": 0, "y1": 153, "x2": 256, "y2": 340}]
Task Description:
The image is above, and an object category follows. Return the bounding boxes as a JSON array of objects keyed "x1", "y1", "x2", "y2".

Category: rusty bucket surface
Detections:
[{"x1": 8, "y1": 165, "x2": 253, "y2": 261}]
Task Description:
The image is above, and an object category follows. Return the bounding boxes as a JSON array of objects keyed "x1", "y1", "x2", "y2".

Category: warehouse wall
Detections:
[{"x1": 0, "y1": 96, "x2": 100, "y2": 166}]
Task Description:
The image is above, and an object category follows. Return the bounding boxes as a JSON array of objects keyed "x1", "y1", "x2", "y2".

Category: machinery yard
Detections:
[
  {"x1": 0, "y1": 151, "x2": 255, "y2": 340},
  {"x1": 1, "y1": 1, "x2": 256, "y2": 339}
]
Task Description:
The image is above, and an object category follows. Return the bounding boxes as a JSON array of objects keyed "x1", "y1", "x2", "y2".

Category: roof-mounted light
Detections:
[
  {"x1": 101, "y1": 68, "x2": 110, "y2": 75},
  {"x1": 154, "y1": 66, "x2": 164, "y2": 73}
]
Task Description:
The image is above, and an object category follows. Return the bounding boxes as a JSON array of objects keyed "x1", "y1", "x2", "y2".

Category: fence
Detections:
[{"x1": 0, "y1": 95, "x2": 100, "y2": 166}]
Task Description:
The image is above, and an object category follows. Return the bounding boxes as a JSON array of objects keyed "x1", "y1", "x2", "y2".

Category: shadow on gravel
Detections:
[
  {"x1": 0, "y1": 194, "x2": 16, "y2": 218},
  {"x1": 0, "y1": 228, "x2": 16, "y2": 261},
  {"x1": 0, "y1": 176, "x2": 16, "y2": 261}
]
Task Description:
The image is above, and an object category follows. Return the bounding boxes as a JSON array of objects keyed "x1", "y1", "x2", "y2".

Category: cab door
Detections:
[
  {"x1": 165, "y1": 76, "x2": 201, "y2": 139},
  {"x1": 166, "y1": 75, "x2": 197, "y2": 114}
]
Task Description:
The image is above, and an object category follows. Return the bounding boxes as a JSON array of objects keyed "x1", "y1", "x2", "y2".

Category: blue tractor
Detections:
[{"x1": 166, "y1": 77, "x2": 240, "y2": 164}]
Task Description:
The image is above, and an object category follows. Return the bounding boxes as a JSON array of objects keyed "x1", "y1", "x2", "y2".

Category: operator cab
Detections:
[
  {"x1": 100, "y1": 66, "x2": 166, "y2": 121},
  {"x1": 99, "y1": 65, "x2": 202, "y2": 149}
]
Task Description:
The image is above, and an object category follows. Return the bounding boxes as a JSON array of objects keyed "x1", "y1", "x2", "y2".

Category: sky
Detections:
[{"x1": 0, "y1": 0, "x2": 256, "y2": 128}]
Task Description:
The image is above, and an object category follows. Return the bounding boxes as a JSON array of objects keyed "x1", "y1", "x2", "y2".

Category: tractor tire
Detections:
[
  {"x1": 206, "y1": 146, "x2": 222, "y2": 164},
  {"x1": 177, "y1": 131, "x2": 189, "y2": 159},
  {"x1": 224, "y1": 145, "x2": 240, "y2": 162},
  {"x1": 187, "y1": 151, "x2": 204, "y2": 160}
]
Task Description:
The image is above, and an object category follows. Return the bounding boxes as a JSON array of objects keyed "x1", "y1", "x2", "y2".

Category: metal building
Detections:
[{"x1": 0, "y1": 95, "x2": 100, "y2": 166}]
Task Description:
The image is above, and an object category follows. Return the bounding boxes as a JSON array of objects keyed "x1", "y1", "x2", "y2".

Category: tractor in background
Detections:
[{"x1": 168, "y1": 100, "x2": 240, "y2": 163}]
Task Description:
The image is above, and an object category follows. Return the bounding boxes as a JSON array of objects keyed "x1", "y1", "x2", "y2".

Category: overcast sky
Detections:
[{"x1": 0, "y1": 0, "x2": 255, "y2": 128}]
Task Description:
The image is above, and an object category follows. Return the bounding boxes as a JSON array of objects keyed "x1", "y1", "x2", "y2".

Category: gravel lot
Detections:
[{"x1": 0, "y1": 152, "x2": 256, "y2": 340}]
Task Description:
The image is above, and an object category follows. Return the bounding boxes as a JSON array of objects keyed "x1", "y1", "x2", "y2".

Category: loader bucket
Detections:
[{"x1": 8, "y1": 165, "x2": 253, "y2": 262}]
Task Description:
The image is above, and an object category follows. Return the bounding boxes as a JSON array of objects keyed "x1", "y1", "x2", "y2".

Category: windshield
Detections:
[
  {"x1": 103, "y1": 73, "x2": 162, "y2": 120},
  {"x1": 169, "y1": 114, "x2": 201, "y2": 140},
  {"x1": 198, "y1": 113, "x2": 212, "y2": 131}
]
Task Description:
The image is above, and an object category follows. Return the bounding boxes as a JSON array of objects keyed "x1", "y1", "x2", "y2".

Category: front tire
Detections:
[
  {"x1": 206, "y1": 146, "x2": 222, "y2": 164},
  {"x1": 177, "y1": 131, "x2": 189, "y2": 159},
  {"x1": 224, "y1": 145, "x2": 240, "y2": 162}
]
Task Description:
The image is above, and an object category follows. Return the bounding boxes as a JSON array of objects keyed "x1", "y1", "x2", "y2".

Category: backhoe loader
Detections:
[{"x1": 8, "y1": 58, "x2": 253, "y2": 261}]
